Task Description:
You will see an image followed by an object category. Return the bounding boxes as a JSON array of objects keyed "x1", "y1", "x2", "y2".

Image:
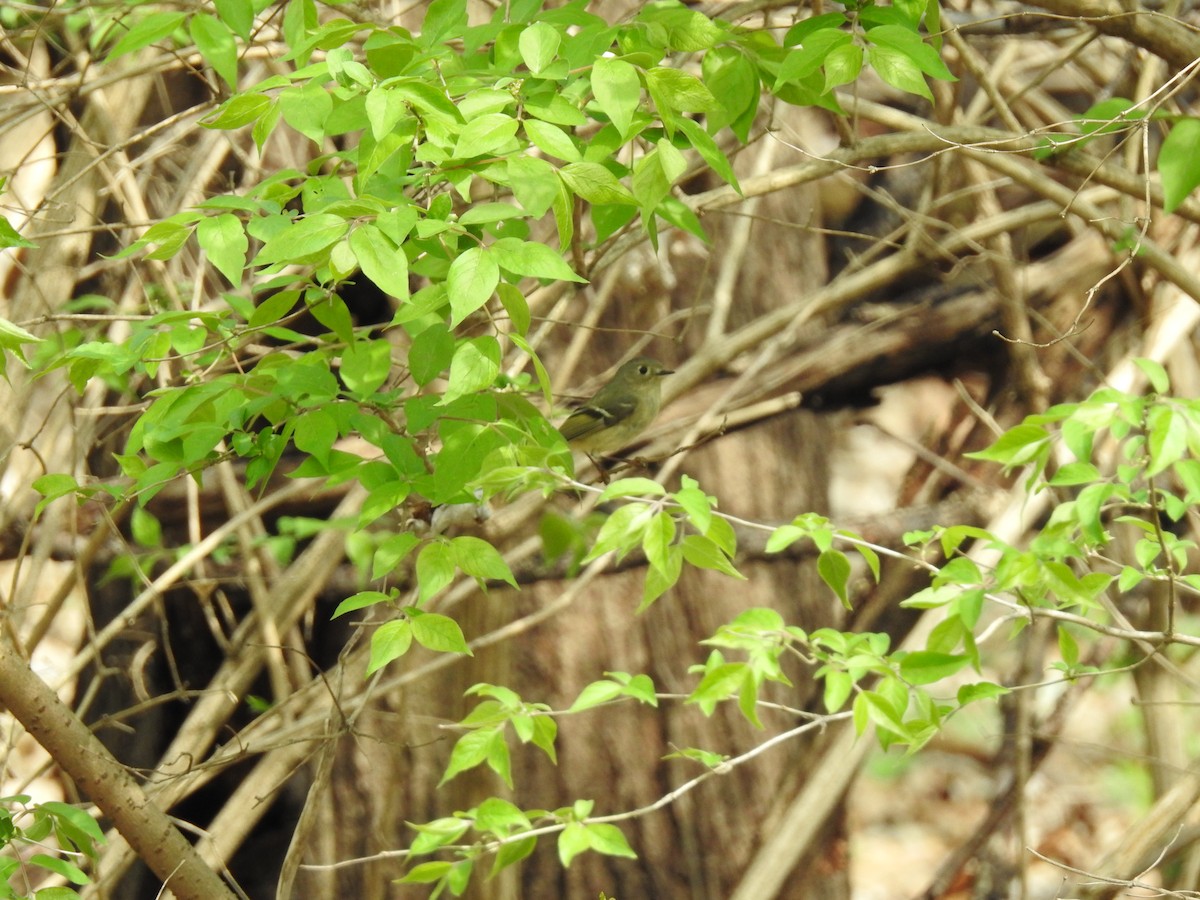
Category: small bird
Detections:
[{"x1": 559, "y1": 356, "x2": 673, "y2": 455}]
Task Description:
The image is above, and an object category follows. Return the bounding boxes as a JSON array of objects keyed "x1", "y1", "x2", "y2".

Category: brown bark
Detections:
[{"x1": 0, "y1": 633, "x2": 236, "y2": 900}]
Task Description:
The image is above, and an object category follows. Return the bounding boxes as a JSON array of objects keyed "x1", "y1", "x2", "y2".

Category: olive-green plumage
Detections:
[{"x1": 559, "y1": 357, "x2": 673, "y2": 454}]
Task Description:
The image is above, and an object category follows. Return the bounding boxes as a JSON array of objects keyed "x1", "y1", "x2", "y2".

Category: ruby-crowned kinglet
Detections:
[{"x1": 558, "y1": 356, "x2": 673, "y2": 454}]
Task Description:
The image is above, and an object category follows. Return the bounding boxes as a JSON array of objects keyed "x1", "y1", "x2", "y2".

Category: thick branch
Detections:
[
  {"x1": 1024, "y1": 0, "x2": 1200, "y2": 70},
  {"x1": 0, "y1": 635, "x2": 236, "y2": 900}
]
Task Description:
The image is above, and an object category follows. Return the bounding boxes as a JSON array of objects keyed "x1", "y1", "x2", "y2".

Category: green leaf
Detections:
[
  {"x1": 365, "y1": 86, "x2": 409, "y2": 140},
  {"x1": 27, "y1": 854, "x2": 87, "y2": 885},
  {"x1": 672, "y1": 476, "x2": 713, "y2": 534},
  {"x1": 499, "y1": 283, "x2": 532, "y2": 336},
  {"x1": 475, "y1": 797, "x2": 531, "y2": 834},
  {"x1": 1160, "y1": 118, "x2": 1200, "y2": 213},
  {"x1": 524, "y1": 91, "x2": 587, "y2": 127},
  {"x1": 254, "y1": 213, "x2": 347, "y2": 265},
  {"x1": 489, "y1": 238, "x2": 586, "y2": 282},
  {"x1": 278, "y1": 81, "x2": 332, "y2": 144},
  {"x1": 528, "y1": 713, "x2": 557, "y2": 763},
  {"x1": 508, "y1": 155, "x2": 560, "y2": 217},
  {"x1": 558, "y1": 822, "x2": 591, "y2": 868},
  {"x1": 823, "y1": 42, "x2": 863, "y2": 91},
  {"x1": 765, "y1": 524, "x2": 806, "y2": 553},
  {"x1": 639, "y1": 544, "x2": 682, "y2": 612},
  {"x1": 775, "y1": 29, "x2": 852, "y2": 86},
  {"x1": 591, "y1": 57, "x2": 642, "y2": 139},
  {"x1": 737, "y1": 672, "x2": 763, "y2": 728},
  {"x1": 583, "y1": 503, "x2": 654, "y2": 562},
  {"x1": 449, "y1": 858, "x2": 475, "y2": 894},
  {"x1": 447, "y1": 246, "x2": 500, "y2": 327},
  {"x1": 416, "y1": 540, "x2": 456, "y2": 603},
  {"x1": 519, "y1": 21, "x2": 561, "y2": 75},
  {"x1": 559, "y1": 162, "x2": 637, "y2": 206},
  {"x1": 0, "y1": 317, "x2": 44, "y2": 377},
  {"x1": 106, "y1": 11, "x2": 187, "y2": 59},
  {"x1": 623, "y1": 673, "x2": 658, "y2": 706},
  {"x1": 440, "y1": 724, "x2": 504, "y2": 784},
  {"x1": 856, "y1": 689, "x2": 909, "y2": 738},
  {"x1": 675, "y1": 117, "x2": 740, "y2": 192},
  {"x1": 645, "y1": 66, "x2": 719, "y2": 114},
  {"x1": 399, "y1": 861, "x2": 452, "y2": 885},
  {"x1": 598, "y1": 478, "x2": 666, "y2": 501},
  {"x1": 0, "y1": 217, "x2": 37, "y2": 249},
  {"x1": 707, "y1": 517, "x2": 737, "y2": 557},
  {"x1": 370, "y1": 531, "x2": 419, "y2": 577},
  {"x1": 1076, "y1": 97, "x2": 1142, "y2": 139},
  {"x1": 569, "y1": 680, "x2": 624, "y2": 712},
  {"x1": 326, "y1": 47, "x2": 373, "y2": 90},
  {"x1": 1134, "y1": 357, "x2": 1170, "y2": 393},
  {"x1": 408, "y1": 609, "x2": 472, "y2": 654},
  {"x1": 390, "y1": 78, "x2": 463, "y2": 124},
  {"x1": 1176, "y1": 458, "x2": 1200, "y2": 501},
  {"x1": 458, "y1": 202, "x2": 525, "y2": 226},
  {"x1": 680, "y1": 534, "x2": 744, "y2": 579},
  {"x1": 492, "y1": 835, "x2": 537, "y2": 876},
  {"x1": 201, "y1": 93, "x2": 272, "y2": 130},
  {"x1": 865, "y1": 24, "x2": 955, "y2": 81},
  {"x1": 966, "y1": 423, "x2": 1051, "y2": 468},
  {"x1": 341, "y1": 338, "x2": 392, "y2": 395},
  {"x1": 817, "y1": 548, "x2": 852, "y2": 608},
  {"x1": 442, "y1": 336, "x2": 501, "y2": 403},
  {"x1": 854, "y1": 696, "x2": 873, "y2": 734},
  {"x1": 1057, "y1": 625, "x2": 1079, "y2": 667},
  {"x1": 690, "y1": 662, "x2": 747, "y2": 710},
  {"x1": 349, "y1": 224, "x2": 410, "y2": 301},
  {"x1": 854, "y1": 541, "x2": 881, "y2": 582},
  {"x1": 130, "y1": 506, "x2": 162, "y2": 547},
  {"x1": 40, "y1": 801, "x2": 105, "y2": 846},
  {"x1": 280, "y1": 0, "x2": 316, "y2": 57},
  {"x1": 196, "y1": 214, "x2": 247, "y2": 285},
  {"x1": 899, "y1": 651, "x2": 969, "y2": 685},
  {"x1": 957, "y1": 681, "x2": 1010, "y2": 704},
  {"x1": 419, "y1": 0, "x2": 469, "y2": 47},
  {"x1": 332, "y1": 590, "x2": 390, "y2": 618},
  {"x1": 702, "y1": 46, "x2": 759, "y2": 137},
  {"x1": 32, "y1": 473, "x2": 79, "y2": 515},
  {"x1": 638, "y1": 3, "x2": 725, "y2": 50},
  {"x1": 214, "y1": 0, "x2": 253, "y2": 39},
  {"x1": 292, "y1": 407, "x2": 338, "y2": 465},
  {"x1": 866, "y1": 44, "x2": 932, "y2": 101},
  {"x1": 1048, "y1": 461, "x2": 1102, "y2": 486},
  {"x1": 189, "y1": 13, "x2": 238, "y2": 88},
  {"x1": 900, "y1": 584, "x2": 960, "y2": 610},
  {"x1": 367, "y1": 619, "x2": 413, "y2": 674},
  {"x1": 409, "y1": 816, "x2": 472, "y2": 855},
  {"x1": 664, "y1": 746, "x2": 728, "y2": 768},
  {"x1": 248, "y1": 289, "x2": 298, "y2": 328},
  {"x1": 115, "y1": 213, "x2": 200, "y2": 259},
  {"x1": 409, "y1": 323, "x2": 455, "y2": 386},
  {"x1": 523, "y1": 119, "x2": 582, "y2": 162},
  {"x1": 1147, "y1": 404, "x2": 1187, "y2": 476},
  {"x1": 584, "y1": 823, "x2": 637, "y2": 860},
  {"x1": 784, "y1": 13, "x2": 849, "y2": 46},
  {"x1": 823, "y1": 670, "x2": 852, "y2": 712},
  {"x1": 452, "y1": 535, "x2": 518, "y2": 588},
  {"x1": 453, "y1": 113, "x2": 520, "y2": 158},
  {"x1": 552, "y1": 174, "x2": 574, "y2": 249},
  {"x1": 642, "y1": 512, "x2": 676, "y2": 577},
  {"x1": 631, "y1": 141, "x2": 686, "y2": 220}
]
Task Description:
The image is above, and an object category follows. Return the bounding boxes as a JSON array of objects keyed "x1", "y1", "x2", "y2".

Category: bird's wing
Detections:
[{"x1": 560, "y1": 396, "x2": 637, "y2": 440}]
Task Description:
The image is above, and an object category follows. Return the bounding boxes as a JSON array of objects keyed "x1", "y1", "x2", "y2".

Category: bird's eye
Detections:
[{"x1": 638, "y1": 365, "x2": 649, "y2": 375}]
